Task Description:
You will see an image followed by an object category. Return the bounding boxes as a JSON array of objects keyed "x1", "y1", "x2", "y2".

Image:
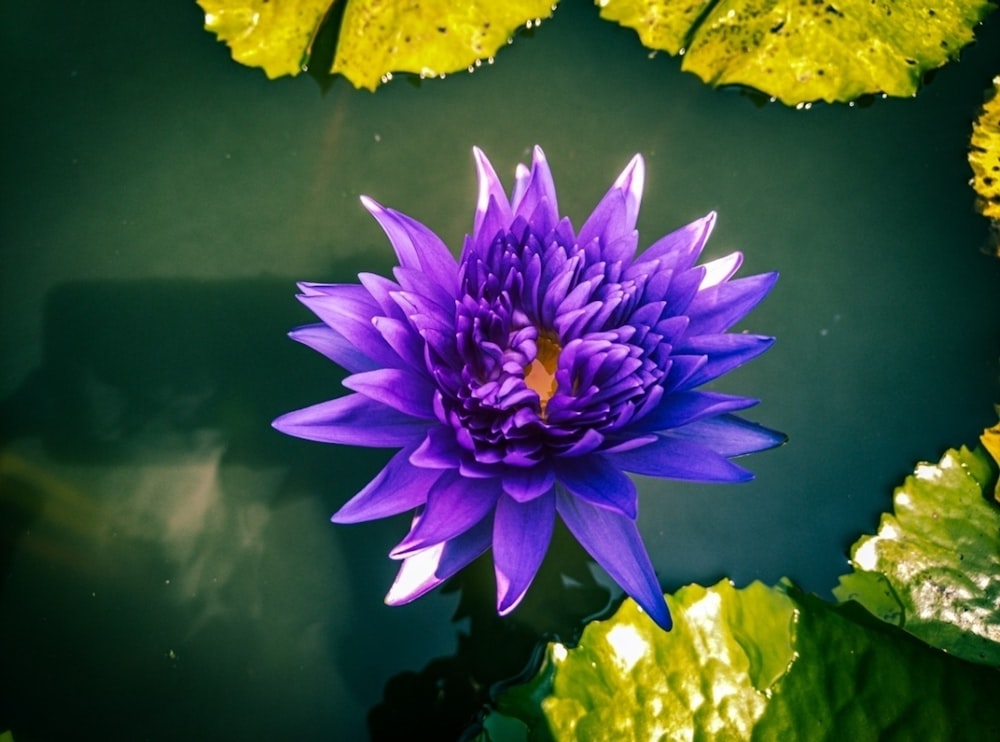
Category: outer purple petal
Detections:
[
  {"x1": 410, "y1": 425, "x2": 463, "y2": 469},
  {"x1": 686, "y1": 272, "x2": 779, "y2": 336},
  {"x1": 607, "y1": 435, "x2": 753, "y2": 482},
  {"x1": 677, "y1": 334, "x2": 775, "y2": 388},
  {"x1": 634, "y1": 390, "x2": 759, "y2": 432},
  {"x1": 669, "y1": 415, "x2": 786, "y2": 456},
  {"x1": 511, "y1": 146, "x2": 558, "y2": 235},
  {"x1": 288, "y1": 323, "x2": 380, "y2": 373},
  {"x1": 332, "y1": 443, "x2": 439, "y2": 523},
  {"x1": 296, "y1": 281, "x2": 340, "y2": 296},
  {"x1": 393, "y1": 266, "x2": 456, "y2": 312},
  {"x1": 272, "y1": 393, "x2": 428, "y2": 447},
  {"x1": 697, "y1": 252, "x2": 743, "y2": 289},
  {"x1": 371, "y1": 316, "x2": 426, "y2": 370},
  {"x1": 473, "y1": 147, "x2": 514, "y2": 241},
  {"x1": 555, "y1": 455, "x2": 638, "y2": 519},
  {"x1": 639, "y1": 212, "x2": 716, "y2": 273},
  {"x1": 358, "y1": 272, "x2": 408, "y2": 320},
  {"x1": 493, "y1": 491, "x2": 556, "y2": 614},
  {"x1": 361, "y1": 196, "x2": 458, "y2": 293},
  {"x1": 299, "y1": 288, "x2": 402, "y2": 370},
  {"x1": 577, "y1": 154, "x2": 644, "y2": 259},
  {"x1": 342, "y1": 368, "x2": 436, "y2": 418},
  {"x1": 556, "y1": 490, "x2": 671, "y2": 631},
  {"x1": 503, "y1": 464, "x2": 556, "y2": 503},
  {"x1": 384, "y1": 513, "x2": 493, "y2": 606},
  {"x1": 390, "y1": 471, "x2": 501, "y2": 557}
]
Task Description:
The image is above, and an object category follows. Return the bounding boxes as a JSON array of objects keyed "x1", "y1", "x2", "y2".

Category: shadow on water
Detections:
[
  {"x1": 368, "y1": 523, "x2": 611, "y2": 741},
  {"x1": 0, "y1": 276, "x2": 374, "y2": 740},
  {"x1": 3, "y1": 277, "x2": 340, "y2": 465},
  {"x1": 0, "y1": 275, "x2": 614, "y2": 741}
]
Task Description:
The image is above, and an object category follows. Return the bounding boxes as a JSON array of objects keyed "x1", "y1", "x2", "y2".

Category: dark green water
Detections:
[{"x1": 2, "y1": 2, "x2": 999, "y2": 740}]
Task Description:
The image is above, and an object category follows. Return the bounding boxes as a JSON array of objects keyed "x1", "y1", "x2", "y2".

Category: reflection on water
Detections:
[
  {"x1": 1, "y1": 432, "x2": 361, "y2": 739},
  {"x1": 0, "y1": 278, "x2": 389, "y2": 740}
]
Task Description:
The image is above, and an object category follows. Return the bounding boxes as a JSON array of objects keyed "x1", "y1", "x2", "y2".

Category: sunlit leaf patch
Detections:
[
  {"x1": 481, "y1": 580, "x2": 1000, "y2": 740},
  {"x1": 837, "y1": 441, "x2": 1000, "y2": 666},
  {"x1": 970, "y1": 76, "x2": 1000, "y2": 220},
  {"x1": 197, "y1": 0, "x2": 556, "y2": 89},
  {"x1": 599, "y1": 0, "x2": 997, "y2": 104}
]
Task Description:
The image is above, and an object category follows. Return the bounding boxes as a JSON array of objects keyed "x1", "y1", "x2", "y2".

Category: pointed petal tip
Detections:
[
  {"x1": 699, "y1": 251, "x2": 744, "y2": 289},
  {"x1": 383, "y1": 546, "x2": 443, "y2": 605},
  {"x1": 271, "y1": 410, "x2": 306, "y2": 437},
  {"x1": 639, "y1": 596, "x2": 673, "y2": 631},
  {"x1": 330, "y1": 509, "x2": 354, "y2": 525},
  {"x1": 472, "y1": 145, "x2": 493, "y2": 173},
  {"x1": 614, "y1": 153, "x2": 646, "y2": 196},
  {"x1": 497, "y1": 590, "x2": 527, "y2": 616},
  {"x1": 748, "y1": 426, "x2": 788, "y2": 452},
  {"x1": 359, "y1": 194, "x2": 381, "y2": 213}
]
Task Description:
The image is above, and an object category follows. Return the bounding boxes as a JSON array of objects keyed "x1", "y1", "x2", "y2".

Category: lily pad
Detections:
[
  {"x1": 835, "y1": 443, "x2": 1000, "y2": 666},
  {"x1": 598, "y1": 0, "x2": 997, "y2": 104},
  {"x1": 197, "y1": 0, "x2": 556, "y2": 89},
  {"x1": 332, "y1": 0, "x2": 556, "y2": 90},
  {"x1": 982, "y1": 410, "x2": 1000, "y2": 500},
  {"x1": 198, "y1": 0, "x2": 332, "y2": 79},
  {"x1": 970, "y1": 77, "x2": 1000, "y2": 220},
  {"x1": 483, "y1": 580, "x2": 1000, "y2": 741}
]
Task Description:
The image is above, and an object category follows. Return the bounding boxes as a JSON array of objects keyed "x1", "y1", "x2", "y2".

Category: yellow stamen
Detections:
[{"x1": 524, "y1": 333, "x2": 561, "y2": 416}]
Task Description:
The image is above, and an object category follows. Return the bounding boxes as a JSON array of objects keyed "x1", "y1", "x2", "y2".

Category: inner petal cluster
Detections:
[{"x1": 430, "y1": 212, "x2": 677, "y2": 470}]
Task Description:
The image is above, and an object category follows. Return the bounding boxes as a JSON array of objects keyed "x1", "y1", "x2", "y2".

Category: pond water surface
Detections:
[{"x1": 2, "y1": 3, "x2": 1000, "y2": 740}]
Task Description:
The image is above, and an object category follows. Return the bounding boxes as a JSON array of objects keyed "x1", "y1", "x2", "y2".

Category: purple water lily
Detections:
[{"x1": 273, "y1": 146, "x2": 783, "y2": 630}]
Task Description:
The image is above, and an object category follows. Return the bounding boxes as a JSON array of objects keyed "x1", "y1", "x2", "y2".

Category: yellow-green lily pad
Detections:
[
  {"x1": 481, "y1": 580, "x2": 1000, "y2": 741},
  {"x1": 982, "y1": 410, "x2": 1000, "y2": 500},
  {"x1": 198, "y1": 0, "x2": 332, "y2": 79},
  {"x1": 197, "y1": 0, "x2": 556, "y2": 89},
  {"x1": 835, "y1": 443, "x2": 1000, "y2": 666},
  {"x1": 970, "y1": 76, "x2": 1000, "y2": 220},
  {"x1": 333, "y1": 0, "x2": 556, "y2": 90},
  {"x1": 598, "y1": 0, "x2": 997, "y2": 104}
]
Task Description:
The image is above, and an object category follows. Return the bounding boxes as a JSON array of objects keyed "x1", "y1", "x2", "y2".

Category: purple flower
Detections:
[{"x1": 273, "y1": 146, "x2": 783, "y2": 630}]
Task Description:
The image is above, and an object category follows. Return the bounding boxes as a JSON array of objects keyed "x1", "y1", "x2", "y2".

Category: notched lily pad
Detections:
[
  {"x1": 197, "y1": 0, "x2": 557, "y2": 89},
  {"x1": 970, "y1": 76, "x2": 1000, "y2": 222},
  {"x1": 198, "y1": 0, "x2": 332, "y2": 79},
  {"x1": 484, "y1": 580, "x2": 1000, "y2": 741},
  {"x1": 598, "y1": 0, "x2": 997, "y2": 104},
  {"x1": 836, "y1": 443, "x2": 1000, "y2": 666}
]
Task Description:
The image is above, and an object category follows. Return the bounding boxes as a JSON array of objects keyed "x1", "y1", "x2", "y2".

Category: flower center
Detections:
[{"x1": 524, "y1": 333, "x2": 561, "y2": 416}]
